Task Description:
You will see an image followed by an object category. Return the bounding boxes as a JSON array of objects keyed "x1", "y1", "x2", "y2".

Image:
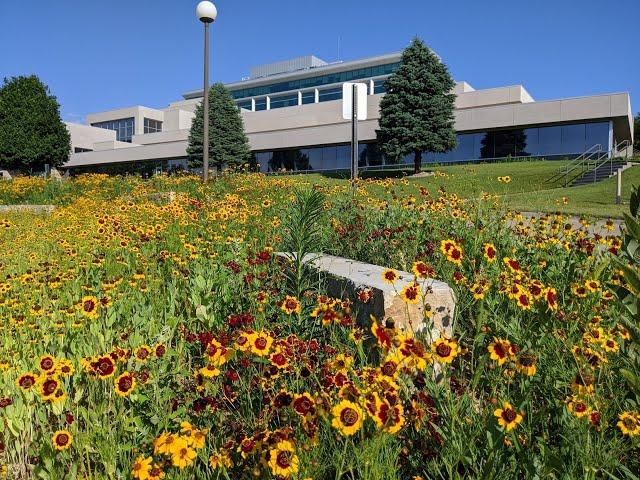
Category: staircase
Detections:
[
  {"x1": 547, "y1": 140, "x2": 632, "y2": 187},
  {"x1": 570, "y1": 158, "x2": 628, "y2": 186}
]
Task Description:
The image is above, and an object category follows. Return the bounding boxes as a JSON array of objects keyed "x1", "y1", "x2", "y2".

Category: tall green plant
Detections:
[{"x1": 281, "y1": 188, "x2": 325, "y2": 298}]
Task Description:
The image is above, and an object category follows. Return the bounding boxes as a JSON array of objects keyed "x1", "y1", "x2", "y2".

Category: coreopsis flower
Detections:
[
  {"x1": 79, "y1": 296, "x2": 100, "y2": 319},
  {"x1": 571, "y1": 284, "x2": 588, "y2": 298},
  {"x1": 441, "y1": 239, "x2": 463, "y2": 266},
  {"x1": 249, "y1": 331, "x2": 273, "y2": 356},
  {"x1": 515, "y1": 353, "x2": 537, "y2": 376},
  {"x1": 132, "y1": 456, "x2": 153, "y2": 480},
  {"x1": 503, "y1": 257, "x2": 521, "y2": 273},
  {"x1": 400, "y1": 282, "x2": 421, "y2": 304},
  {"x1": 52, "y1": 430, "x2": 73, "y2": 451},
  {"x1": 483, "y1": 243, "x2": 497, "y2": 263},
  {"x1": 412, "y1": 261, "x2": 434, "y2": 279},
  {"x1": 292, "y1": 393, "x2": 315, "y2": 417},
  {"x1": 268, "y1": 440, "x2": 299, "y2": 477},
  {"x1": 280, "y1": 295, "x2": 301, "y2": 315},
  {"x1": 209, "y1": 449, "x2": 234, "y2": 469},
  {"x1": 545, "y1": 287, "x2": 558, "y2": 311},
  {"x1": 493, "y1": 402, "x2": 523, "y2": 431},
  {"x1": 38, "y1": 355, "x2": 56, "y2": 373},
  {"x1": 114, "y1": 371, "x2": 136, "y2": 397},
  {"x1": 617, "y1": 411, "x2": 640, "y2": 436},
  {"x1": 38, "y1": 377, "x2": 60, "y2": 401},
  {"x1": 431, "y1": 335, "x2": 459, "y2": 364},
  {"x1": 584, "y1": 279, "x2": 600, "y2": 293},
  {"x1": 381, "y1": 269, "x2": 399, "y2": 284},
  {"x1": 134, "y1": 345, "x2": 152, "y2": 363},
  {"x1": 331, "y1": 400, "x2": 364, "y2": 436},
  {"x1": 16, "y1": 372, "x2": 38, "y2": 390},
  {"x1": 487, "y1": 338, "x2": 512, "y2": 366},
  {"x1": 93, "y1": 356, "x2": 116, "y2": 379},
  {"x1": 171, "y1": 444, "x2": 197, "y2": 468},
  {"x1": 566, "y1": 396, "x2": 591, "y2": 418}
]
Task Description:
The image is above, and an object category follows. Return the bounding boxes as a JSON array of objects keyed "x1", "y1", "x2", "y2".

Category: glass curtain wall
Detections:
[{"x1": 91, "y1": 118, "x2": 135, "y2": 143}]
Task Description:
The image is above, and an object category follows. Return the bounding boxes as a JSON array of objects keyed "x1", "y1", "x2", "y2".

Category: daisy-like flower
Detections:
[
  {"x1": 617, "y1": 411, "x2": 640, "y2": 437},
  {"x1": 412, "y1": 261, "x2": 433, "y2": 279},
  {"x1": 487, "y1": 338, "x2": 512, "y2": 366},
  {"x1": 131, "y1": 455, "x2": 153, "y2": 480},
  {"x1": 114, "y1": 371, "x2": 136, "y2": 397},
  {"x1": 268, "y1": 440, "x2": 299, "y2": 477},
  {"x1": 566, "y1": 396, "x2": 591, "y2": 418},
  {"x1": 80, "y1": 296, "x2": 100, "y2": 319},
  {"x1": 38, "y1": 355, "x2": 56, "y2": 373},
  {"x1": 545, "y1": 287, "x2": 558, "y2": 311},
  {"x1": 503, "y1": 257, "x2": 521, "y2": 273},
  {"x1": 52, "y1": 430, "x2": 73, "y2": 451},
  {"x1": 280, "y1": 295, "x2": 301, "y2": 315},
  {"x1": 483, "y1": 243, "x2": 497, "y2": 263},
  {"x1": 16, "y1": 372, "x2": 38, "y2": 390},
  {"x1": 331, "y1": 400, "x2": 364, "y2": 436},
  {"x1": 400, "y1": 282, "x2": 421, "y2": 304},
  {"x1": 381, "y1": 269, "x2": 399, "y2": 284},
  {"x1": 431, "y1": 335, "x2": 459, "y2": 364},
  {"x1": 292, "y1": 392, "x2": 315, "y2": 417},
  {"x1": 493, "y1": 401, "x2": 523, "y2": 431},
  {"x1": 515, "y1": 352, "x2": 537, "y2": 376},
  {"x1": 248, "y1": 331, "x2": 273, "y2": 356},
  {"x1": 171, "y1": 444, "x2": 197, "y2": 468}
]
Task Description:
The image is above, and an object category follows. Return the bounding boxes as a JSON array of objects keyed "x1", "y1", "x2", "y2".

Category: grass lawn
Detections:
[
  {"x1": 302, "y1": 160, "x2": 637, "y2": 218},
  {"x1": 501, "y1": 165, "x2": 640, "y2": 218}
]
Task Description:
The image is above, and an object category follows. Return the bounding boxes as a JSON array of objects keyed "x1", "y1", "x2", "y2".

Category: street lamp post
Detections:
[{"x1": 196, "y1": 1, "x2": 217, "y2": 182}]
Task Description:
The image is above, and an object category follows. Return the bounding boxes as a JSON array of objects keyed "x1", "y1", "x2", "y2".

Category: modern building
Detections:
[{"x1": 63, "y1": 51, "x2": 634, "y2": 174}]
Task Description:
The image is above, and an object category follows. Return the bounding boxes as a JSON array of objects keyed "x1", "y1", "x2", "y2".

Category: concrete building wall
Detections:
[
  {"x1": 65, "y1": 122, "x2": 117, "y2": 150},
  {"x1": 87, "y1": 106, "x2": 165, "y2": 135}
]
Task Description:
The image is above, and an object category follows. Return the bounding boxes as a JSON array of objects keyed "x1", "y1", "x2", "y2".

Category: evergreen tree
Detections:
[
  {"x1": 0, "y1": 75, "x2": 71, "y2": 171},
  {"x1": 634, "y1": 112, "x2": 639, "y2": 151},
  {"x1": 377, "y1": 38, "x2": 457, "y2": 173},
  {"x1": 187, "y1": 83, "x2": 251, "y2": 171}
]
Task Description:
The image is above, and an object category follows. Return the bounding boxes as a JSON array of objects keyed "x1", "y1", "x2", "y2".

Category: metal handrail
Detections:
[
  {"x1": 546, "y1": 144, "x2": 603, "y2": 186},
  {"x1": 614, "y1": 139, "x2": 630, "y2": 158}
]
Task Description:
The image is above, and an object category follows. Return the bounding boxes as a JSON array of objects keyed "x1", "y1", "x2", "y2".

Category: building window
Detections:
[
  {"x1": 236, "y1": 100, "x2": 253, "y2": 110},
  {"x1": 254, "y1": 98, "x2": 267, "y2": 111},
  {"x1": 270, "y1": 93, "x2": 299, "y2": 109},
  {"x1": 228, "y1": 62, "x2": 401, "y2": 99},
  {"x1": 91, "y1": 117, "x2": 135, "y2": 143},
  {"x1": 373, "y1": 79, "x2": 387, "y2": 94},
  {"x1": 301, "y1": 91, "x2": 316, "y2": 104},
  {"x1": 318, "y1": 87, "x2": 342, "y2": 103},
  {"x1": 73, "y1": 147, "x2": 93, "y2": 153},
  {"x1": 143, "y1": 118, "x2": 163, "y2": 134}
]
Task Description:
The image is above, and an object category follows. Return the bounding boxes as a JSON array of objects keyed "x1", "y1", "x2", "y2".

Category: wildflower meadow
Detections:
[{"x1": 0, "y1": 172, "x2": 638, "y2": 479}]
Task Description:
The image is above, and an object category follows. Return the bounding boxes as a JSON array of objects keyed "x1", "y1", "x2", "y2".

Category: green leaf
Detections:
[{"x1": 619, "y1": 369, "x2": 640, "y2": 395}]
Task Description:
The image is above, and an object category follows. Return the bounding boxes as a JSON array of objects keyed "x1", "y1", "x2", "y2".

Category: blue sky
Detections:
[{"x1": 0, "y1": 0, "x2": 637, "y2": 123}]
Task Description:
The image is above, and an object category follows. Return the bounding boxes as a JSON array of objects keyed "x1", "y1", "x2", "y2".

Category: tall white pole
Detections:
[{"x1": 202, "y1": 21, "x2": 210, "y2": 182}]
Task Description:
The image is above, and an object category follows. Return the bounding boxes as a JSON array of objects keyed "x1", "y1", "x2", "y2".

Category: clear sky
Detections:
[{"x1": 0, "y1": 0, "x2": 637, "y2": 123}]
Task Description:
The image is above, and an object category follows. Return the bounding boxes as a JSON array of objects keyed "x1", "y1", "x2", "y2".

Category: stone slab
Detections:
[
  {"x1": 0, "y1": 205, "x2": 55, "y2": 214},
  {"x1": 297, "y1": 253, "x2": 455, "y2": 341}
]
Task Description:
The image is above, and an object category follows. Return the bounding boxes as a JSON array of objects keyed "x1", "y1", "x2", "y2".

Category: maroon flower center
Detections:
[
  {"x1": 436, "y1": 343, "x2": 452, "y2": 358},
  {"x1": 83, "y1": 300, "x2": 96, "y2": 312},
  {"x1": 42, "y1": 379, "x2": 58, "y2": 395},
  {"x1": 40, "y1": 358, "x2": 54, "y2": 370},
  {"x1": 55, "y1": 433, "x2": 69, "y2": 446},
  {"x1": 502, "y1": 408, "x2": 517, "y2": 422},
  {"x1": 118, "y1": 376, "x2": 133, "y2": 392},
  {"x1": 276, "y1": 451, "x2": 291, "y2": 469},
  {"x1": 255, "y1": 337, "x2": 267, "y2": 350},
  {"x1": 20, "y1": 376, "x2": 35, "y2": 388},
  {"x1": 340, "y1": 407, "x2": 359, "y2": 427}
]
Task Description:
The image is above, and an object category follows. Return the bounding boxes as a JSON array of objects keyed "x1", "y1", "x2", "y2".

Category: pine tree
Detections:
[
  {"x1": 187, "y1": 83, "x2": 251, "y2": 171},
  {"x1": 0, "y1": 75, "x2": 71, "y2": 171},
  {"x1": 377, "y1": 38, "x2": 457, "y2": 173}
]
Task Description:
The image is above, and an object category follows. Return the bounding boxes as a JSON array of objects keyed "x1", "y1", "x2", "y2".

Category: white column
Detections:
[
  {"x1": 369, "y1": 79, "x2": 374, "y2": 95},
  {"x1": 314, "y1": 88, "x2": 319, "y2": 103},
  {"x1": 298, "y1": 91, "x2": 303, "y2": 106},
  {"x1": 266, "y1": 96, "x2": 271, "y2": 110},
  {"x1": 251, "y1": 98, "x2": 256, "y2": 112}
]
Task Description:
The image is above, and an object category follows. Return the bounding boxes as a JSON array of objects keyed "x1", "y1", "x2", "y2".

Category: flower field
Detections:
[{"x1": 0, "y1": 172, "x2": 639, "y2": 479}]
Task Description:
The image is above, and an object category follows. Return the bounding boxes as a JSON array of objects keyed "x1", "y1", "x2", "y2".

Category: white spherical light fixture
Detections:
[{"x1": 196, "y1": 1, "x2": 217, "y2": 23}]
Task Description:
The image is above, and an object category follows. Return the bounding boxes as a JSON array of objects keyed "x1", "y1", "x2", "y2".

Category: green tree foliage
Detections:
[
  {"x1": 634, "y1": 112, "x2": 639, "y2": 151},
  {"x1": 0, "y1": 75, "x2": 71, "y2": 171},
  {"x1": 187, "y1": 83, "x2": 251, "y2": 171},
  {"x1": 377, "y1": 38, "x2": 457, "y2": 173}
]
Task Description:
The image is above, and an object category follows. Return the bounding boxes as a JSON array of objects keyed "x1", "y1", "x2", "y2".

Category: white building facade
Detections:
[{"x1": 63, "y1": 52, "x2": 634, "y2": 174}]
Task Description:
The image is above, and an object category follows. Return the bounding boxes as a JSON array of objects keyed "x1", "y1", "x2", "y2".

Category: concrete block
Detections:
[
  {"x1": 0, "y1": 170, "x2": 11, "y2": 180},
  {"x1": 0, "y1": 205, "x2": 55, "y2": 214},
  {"x1": 301, "y1": 254, "x2": 455, "y2": 341}
]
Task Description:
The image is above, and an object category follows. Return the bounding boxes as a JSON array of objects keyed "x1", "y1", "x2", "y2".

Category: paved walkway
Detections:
[{"x1": 512, "y1": 211, "x2": 623, "y2": 236}]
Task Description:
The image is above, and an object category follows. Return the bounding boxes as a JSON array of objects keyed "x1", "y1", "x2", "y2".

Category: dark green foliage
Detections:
[
  {"x1": 377, "y1": 38, "x2": 457, "y2": 173},
  {"x1": 634, "y1": 112, "x2": 639, "y2": 151},
  {"x1": 187, "y1": 83, "x2": 251, "y2": 171},
  {"x1": 0, "y1": 75, "x2": 71, "y2": 171}
]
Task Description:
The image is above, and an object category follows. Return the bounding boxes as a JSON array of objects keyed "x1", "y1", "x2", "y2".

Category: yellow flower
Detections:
[
  {"x1": 331, "y1": 400, "x2": 364, "y2": 436},
  {"x1": 171, "y1": 444, "x2": 197, "y2": 468},
  {"x1": 280, "y1": 295, "x2": 301, "y2": 315},
  {"x1": 114, "y1": 371, "x2": 136, "y2": 397},
  {"x1": 268, "y1": 440, "x2": 299, "y2": 477},
  {"x1": 132, "y1": 456, "x2": 153, "y2": 480},
  {"x1": 431, "y1": 335, "x2": 459, "y2": 363},
  {"x1": 248, "y1": 331, "x2": 273, "y2": 356},
  {"x1": 52, "y1": 430, "x2": 73, "y2": 451},
  {"x1": 487, "y1": 338, "x2": 512, "y2": 366},
  {"x1": 493, "y1": 402, "x2": 523, "y2": 431},
  {"x1": 617, "y1": 411, "x2": 640, "y2": 436},
  {"x1": 399, "y1": 282, "x2": 421, "y2": 304},
  {"x1": 381, "y1": 269, "x2": 398, "y2": 284},
  {"x1": 209, "y1": 449, "x2": 234, "y2": 469}
]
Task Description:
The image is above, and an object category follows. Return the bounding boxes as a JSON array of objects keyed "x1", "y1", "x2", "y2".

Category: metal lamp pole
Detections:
[{"x1": 196, "y1": 1, "x2": 217, "y2": 182}]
